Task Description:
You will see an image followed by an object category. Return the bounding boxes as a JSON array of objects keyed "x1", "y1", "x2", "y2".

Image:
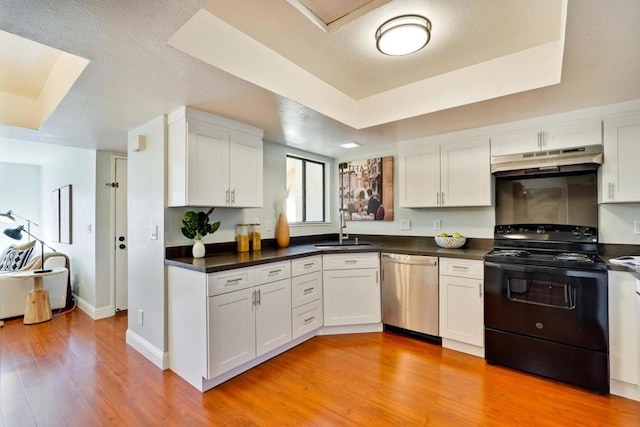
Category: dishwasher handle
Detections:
[{"x1": 382, "y1": 253, "x2": 438, "y2": 266}]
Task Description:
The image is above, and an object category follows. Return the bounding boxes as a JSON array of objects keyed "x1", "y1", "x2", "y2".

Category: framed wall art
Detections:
[{"x1": 339, "y1": 157, "x2": 394, "y2": 221}]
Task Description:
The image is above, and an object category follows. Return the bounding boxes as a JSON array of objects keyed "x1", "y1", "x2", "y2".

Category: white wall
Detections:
[
  {"x1": 40, "y1": 147, "x2": 97, "y2": 306},
  {"x1": 127, "y1": 115, "x2": 168, "y2": 364},
  {"x1": 0, "y1": 162, "x2": 41, "y2": 249},
  {"x1": 95, "y1": 151, "x2": 114, "y2": 308}
]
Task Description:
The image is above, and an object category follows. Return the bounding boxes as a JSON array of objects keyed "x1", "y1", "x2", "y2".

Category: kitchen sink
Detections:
[{"x1": 314, "y1": 241, "x2": 372, "y2": 249}]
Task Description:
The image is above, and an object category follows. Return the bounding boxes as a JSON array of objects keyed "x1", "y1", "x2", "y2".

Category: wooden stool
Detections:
[{"x1": 24, "y1": 274, "x2": 53, "y2": 324}]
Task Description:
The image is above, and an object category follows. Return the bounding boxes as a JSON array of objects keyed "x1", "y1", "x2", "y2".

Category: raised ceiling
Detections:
[{"x1": 0, "y1": 0, "x2": 639, "y2": 158}]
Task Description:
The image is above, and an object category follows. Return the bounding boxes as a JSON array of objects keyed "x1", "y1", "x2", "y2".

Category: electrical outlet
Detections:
[
  {"x1": 400, "y1": 219, "x2": 411, "y2": 230},
  {"x1": 150, "y1": 225, "x2": 158, "y2": 240},
  {"x1": 634, "y1": 221, "x2": 640, "y2": 235},
  {"x1": 433, "y1": 220, "x2": 441, "y2": 231},
  {"x1": 266, "y1": 220, "x2": 273, "y2": 231},
  {"x1": 137, "y1": 309, "x2": 144, "y2": 326}
]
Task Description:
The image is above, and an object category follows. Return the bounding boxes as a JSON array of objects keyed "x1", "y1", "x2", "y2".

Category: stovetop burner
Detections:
[
  {"x1": 553, "y1": 253, "x2": 595, "y2": 263},
  {"x1": 490, "y1": 250, "x2": 530, "y2": 257}
]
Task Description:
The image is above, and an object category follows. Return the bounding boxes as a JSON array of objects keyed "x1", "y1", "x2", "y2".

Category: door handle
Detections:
[{"x1": 119, "y1": 244, "x2": 126, "y2": 249}]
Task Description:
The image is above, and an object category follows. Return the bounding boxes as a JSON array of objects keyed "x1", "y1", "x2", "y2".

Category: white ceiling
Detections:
[{"x1": 0, "y1": 0, "x2": 639, "y2": 159}]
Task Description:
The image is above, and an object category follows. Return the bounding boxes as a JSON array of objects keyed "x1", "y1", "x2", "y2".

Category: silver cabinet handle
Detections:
[
  {"x1": 303, "y1": 263, "x2": 314, "y2": 268},
  {"x1": 231, "y1": 189, "x2": 236, "y2": 204},
  {"x1": 303, "y1": 287, "x2": 314, "y2": 295},
  {"x1": 376, "y1": 271, "x2": 379, "y2": 283},
  {"x1": 451, "y1": 265, "x2": 469, "y2": 271},
  {"x1": 226, "y1": 189, "x2": 230, "y2": 205},
  {"x1": 268, "y1": 269, "x2": 282, "y2": 276},
  {"x1": 608, "y1": 182, "x2": 614, "y2": 200},
  {"x1": 537, "y1": 131, "x2": 541, "y2": 149},
  {"x1": 252, "y1": 290, "x2": 257, "y2": 306},
  {"x1": 225, "y1": 277, "x2": 243, "y2": 285},
  {"x1": 479, "y1": 283, "x2": 483, "y2": 298},
  {"x1": 441, "y1": 192, "x2": 444, "y2": 206},
  {"x1": 436, "y1": 192, "x2": 440, "y2": 206},
  {"x1": 304, "y1": 316, "x2": 315, "y2": 324},
  {"x1": 256, "y1": 289, "x2": 261, "y2": 305},
  {"x1": 344, "y1": 260, "x2": 358, "y2": 265}
]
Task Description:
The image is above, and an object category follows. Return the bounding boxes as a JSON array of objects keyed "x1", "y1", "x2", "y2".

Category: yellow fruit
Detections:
[
  {"x1": 440, "y1": 233, "x2": 449, "y2": 237},
  {"x1": 453, "y1": 232, "x2": 462, "y2": 238}
]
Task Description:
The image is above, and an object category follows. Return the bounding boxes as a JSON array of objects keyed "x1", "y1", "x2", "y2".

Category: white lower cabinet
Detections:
[
  {"x1": 207, "y1": 277, "x2": 292, "y2": 378},
  {"x1": 439, "y1": 257, "x2": 484, "y2": 357},
  {"x1": 168, "y1": 261, "x2": 293, "y2": 391},
  {"x1": 323, "y1": 253, "x2": 381, "y2": 327},
  {"x1": 608, "y1": 270, "x2": 640, "y2": 401}
]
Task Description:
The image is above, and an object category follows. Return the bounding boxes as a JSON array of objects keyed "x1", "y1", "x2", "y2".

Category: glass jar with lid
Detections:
[
  {"x1": 250, "y1": 223, "x2": 262, "y2": 251},
  {"x1": 236, "y1": 224, "x2": 250, "y2": 253}
]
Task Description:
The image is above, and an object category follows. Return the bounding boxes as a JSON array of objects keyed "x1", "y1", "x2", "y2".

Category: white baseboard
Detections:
[
  {"x1": 442, "y1": 338, "x2": 485, "y2": 358},
  {"x1": 319, "y1": 322, "x2": 383, "y2": 335},
  {"x1": 126, "y1": 329, "x2": 169, "y2": 370},
  {"x1": 611, "y1": 379, "x2": 640, "y2": 402},
  {"x1": 75, "y1": 295, "x2": 113, "y2": 320}
]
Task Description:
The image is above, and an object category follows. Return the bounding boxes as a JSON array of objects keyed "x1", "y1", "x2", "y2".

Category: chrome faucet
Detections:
[{"x1": 339, "y1": 209, "x2": 349, "y2": 244}]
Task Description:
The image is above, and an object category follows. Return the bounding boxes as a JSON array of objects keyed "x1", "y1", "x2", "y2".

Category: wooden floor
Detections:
[{"x1": 1, "y1": 311, "x2": 640, "y2": 426}]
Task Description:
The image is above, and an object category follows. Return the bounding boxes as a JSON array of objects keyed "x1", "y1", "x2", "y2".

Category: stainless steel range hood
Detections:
[{"x1": 491, "y1": 145, "x2": 603, "y2": 177}]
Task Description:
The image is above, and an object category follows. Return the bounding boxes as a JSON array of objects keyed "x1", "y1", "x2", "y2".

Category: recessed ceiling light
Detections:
[
  {"x1": 340, "y1": 142, "x2": 360, "y2": 149},
  {"x1": 376, "y1": 15, "x2": 431, "y2": 56}
]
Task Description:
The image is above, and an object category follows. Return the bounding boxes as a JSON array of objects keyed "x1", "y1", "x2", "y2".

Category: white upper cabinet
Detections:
[
  {"x1": 491, "y1": 119, "x2": 602, "y2": 156},
  {"x1": 168, "y1": 107, "x2": 263, "y2": 208},
  {"x1": 600, "y1": 111, "x2": 640, "y2": 203},
  {"x1": 399, "y1": 136, "x2": 492, "y2": 208}
]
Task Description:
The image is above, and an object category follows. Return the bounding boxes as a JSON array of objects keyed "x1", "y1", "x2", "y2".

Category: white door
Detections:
[{"x1": 114, "y1": 156, "x2": 128, "y2": 311}]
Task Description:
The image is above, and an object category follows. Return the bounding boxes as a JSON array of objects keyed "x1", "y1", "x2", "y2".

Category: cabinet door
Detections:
[
  {"x1": 440, "y1": 137, "x2": 492, "y2": 207},
  {"x1": 398, "y1": 141, "x2": 440, "y2": 207},
  {"x1": 323, "y1": 268, "x2": 381, "y2": 326},
  {"x1": 207, "y1": 288, "x2": 256, "y2": 378},
  {"x1": 439, "y1": 275, "x2": 484, "y2": 347},
  {"x1": 490, "y1": 129, "x2": 539, "y2": 156},
  {"x1": 229, "y1": 133, "x2": 263, "y2": 207},
  {"x1": 187, "y1": 120, "x2": 230, "y2": 206},
  {"x1": 601, "y1": 112, "x2": 640, "y2": 203},
  {"x1": 608, "y1": 271, "x2": 639, "y2": 386},
  {"x1": 255, "y1": 279, "x2": 292, "y2": 357},
  {"x1": 542, "y1": 119, "x2": 601, "y2": 151}
]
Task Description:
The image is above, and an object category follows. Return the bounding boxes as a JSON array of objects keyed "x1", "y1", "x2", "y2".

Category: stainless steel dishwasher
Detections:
[{"x1": 381, "y1": 253, "x2": 439, "y2": 336}]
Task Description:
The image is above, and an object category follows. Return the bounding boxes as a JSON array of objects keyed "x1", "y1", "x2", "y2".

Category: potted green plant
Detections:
[{"x1": 181, "y1": 207, "x2": 220, "y2": 258}]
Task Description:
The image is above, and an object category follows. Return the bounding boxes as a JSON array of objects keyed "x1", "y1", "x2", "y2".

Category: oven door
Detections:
[{"x1": 484, "y1": 261, "x2": 608, "y2": 352}]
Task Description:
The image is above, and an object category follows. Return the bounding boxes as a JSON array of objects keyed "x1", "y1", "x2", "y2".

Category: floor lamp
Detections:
[
  {"x1": 3, "y1": 226, "x2": 55, "y2": 273},
  {"x1": 0, "y1": 210, "x2": 39, "y2": 241}
]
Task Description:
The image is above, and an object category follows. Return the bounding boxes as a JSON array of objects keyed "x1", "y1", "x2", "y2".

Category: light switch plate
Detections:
[
  {"x1": 266, "y1": 220, "x2": 273, "y2": 231},
  {"x1": 433, "y1": 220, "x2": 441, "y2": 231},
  {"x1": 150, "y1": 225, "x2": 158, "y2": 240},
  {"x1": 634, "y1": 221, "x2": 640, "y2": 235},
  {"x1": 400, "y1": 219, "x2": 411, "y2": 230}
]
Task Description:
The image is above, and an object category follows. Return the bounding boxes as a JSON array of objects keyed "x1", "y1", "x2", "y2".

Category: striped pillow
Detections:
[{"x1": 0, "y1": 245, "x2": 34, "y2": 271}]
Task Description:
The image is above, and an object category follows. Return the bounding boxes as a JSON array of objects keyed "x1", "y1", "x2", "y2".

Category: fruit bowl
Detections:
[{"x1": 435, "y1": 235, "x2": 466, "y2": 249}]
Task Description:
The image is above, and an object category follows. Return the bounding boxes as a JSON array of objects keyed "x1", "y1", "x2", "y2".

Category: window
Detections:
[{"x1": 286, "y1": 155, "x2": 326, "y2": 223}]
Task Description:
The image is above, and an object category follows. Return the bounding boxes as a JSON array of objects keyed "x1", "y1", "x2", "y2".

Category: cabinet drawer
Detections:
[
  {"x1": 291, "y1": 255, "x2": 322, "y2": 277},
  {"x1": 254, "y1": 261, "x2": 291, "y2": 285},
  {"x1": 207, "y1": 267, "x2": 255, "y2": 296},
  {"x1": 292, "y1": 299, "x2": 323, "y2": 339},
  {"x1": 439, "y1": 257, "x2": 483, "y2": 280},
  {"x1": 322, "y1": 253, "x2": 380, "y2": 270},
  {"x1": 291, "y1": 271, "x2": 322, "y2": 308}
]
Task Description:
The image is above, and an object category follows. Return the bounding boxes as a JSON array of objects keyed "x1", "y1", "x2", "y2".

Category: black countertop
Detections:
[{"x1": 165, "y1": 236, "x2": 492, "y2": 273}]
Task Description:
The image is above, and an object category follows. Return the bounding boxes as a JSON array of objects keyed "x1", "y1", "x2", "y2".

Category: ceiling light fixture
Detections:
[
  {"x1": 340, "y1": 142, "x2": 360, "y2": 149},
  {"x1": 375, "y1": 15, "x2": 431, "y2": 56}
]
